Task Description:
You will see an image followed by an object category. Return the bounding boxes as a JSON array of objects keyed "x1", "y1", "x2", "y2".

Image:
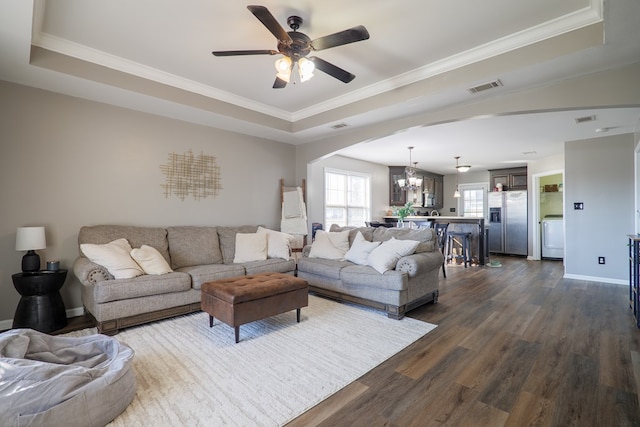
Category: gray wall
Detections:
[
  {"x1": 0, "y1": 81, "x2": 295, "y2": 325},
  {"x1": 564, "y1": 134, "x2": 634, "y2": 282},
  {"x1": 636, "y1": 130, "x2": 640, "y2": 233}
]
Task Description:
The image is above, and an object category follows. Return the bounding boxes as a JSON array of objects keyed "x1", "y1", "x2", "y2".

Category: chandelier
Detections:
[{"x1": 396, "y1": 147, "x2": 423, "y2": 191}]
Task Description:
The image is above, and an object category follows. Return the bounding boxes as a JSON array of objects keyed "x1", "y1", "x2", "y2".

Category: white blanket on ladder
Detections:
[{"x1": 281, "y1": 188, "x2": 308, "y2": 235}]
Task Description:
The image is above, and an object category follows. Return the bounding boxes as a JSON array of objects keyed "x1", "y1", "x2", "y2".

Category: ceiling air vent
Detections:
[
  {"x1": 467, "y1": 79, "x2": 503, "y2": 94},
  {"x1": 331, "y1": 123, "x2": 348, "y2": 130},
  {"x1": 575, "y1": 115, "x2": 596, "y2": 124}
]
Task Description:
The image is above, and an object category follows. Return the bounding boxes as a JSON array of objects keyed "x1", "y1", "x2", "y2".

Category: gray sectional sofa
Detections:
[
  {"x1": 73, "y1": 225, "x2": 295, "y2": 334},
  {"x1": 297, "y1": 225, "x2": 443, "y2": 319}
]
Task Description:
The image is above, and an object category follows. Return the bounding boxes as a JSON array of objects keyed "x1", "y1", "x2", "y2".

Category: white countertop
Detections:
[{"x1": 383, "y1": 215, "x2": 480, "y2": 220}]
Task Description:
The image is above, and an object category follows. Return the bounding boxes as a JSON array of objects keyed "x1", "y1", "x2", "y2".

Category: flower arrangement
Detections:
[{"x1": 394, "y1": 201, "x2": 415, "y2": 220}]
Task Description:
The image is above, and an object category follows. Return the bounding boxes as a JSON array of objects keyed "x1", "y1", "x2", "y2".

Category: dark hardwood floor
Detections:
[{"x1": 287, "y1": 256, "x2": 640, "y2": 426}]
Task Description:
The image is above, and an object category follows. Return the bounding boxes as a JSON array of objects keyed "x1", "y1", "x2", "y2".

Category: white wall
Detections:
[
  {"x1": 564, "y1": 134, "x2": 634, "y2": 283},
  {"x1": 0, "y1": 81, "x2": 295, "y2": 324}
]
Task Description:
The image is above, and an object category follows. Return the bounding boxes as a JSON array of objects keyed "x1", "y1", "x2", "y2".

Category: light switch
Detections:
[{"x1": 574, "y1": 202, "x2": 584, "y2": 210}]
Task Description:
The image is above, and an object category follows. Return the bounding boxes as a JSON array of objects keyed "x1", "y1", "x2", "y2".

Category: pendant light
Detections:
[{"x1": 453, "y1": 156, "x2": 462, "y2": 198}]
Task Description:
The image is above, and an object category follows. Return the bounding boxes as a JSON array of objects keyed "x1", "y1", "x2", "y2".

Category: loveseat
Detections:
[
  {"x1": 73, "y1": 225, "x2": 296, "y2": 334},
  {"x1": 296, "y1": 225, "x2": 443, "y2": 319}
]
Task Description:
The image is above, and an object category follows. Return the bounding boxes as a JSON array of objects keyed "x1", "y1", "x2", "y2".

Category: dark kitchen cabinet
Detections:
[
  {"x1": 389, "y1": 166, "x2": 407, "y2": 206},
  {"x1": 489, "y1": 167, "x2": 527, "y2": 191},
  {"x1": 422, "y1": 172, "x2": 444, "y2": 210}
]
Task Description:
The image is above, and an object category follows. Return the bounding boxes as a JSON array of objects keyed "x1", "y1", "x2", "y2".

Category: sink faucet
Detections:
[{"x1": 430, "y1": 210, "x2": 440, "y2": 216}]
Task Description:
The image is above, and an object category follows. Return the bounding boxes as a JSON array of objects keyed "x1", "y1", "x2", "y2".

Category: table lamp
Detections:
[{"x1": 16, "y1": 226, "x2": 47, "y2": 272}]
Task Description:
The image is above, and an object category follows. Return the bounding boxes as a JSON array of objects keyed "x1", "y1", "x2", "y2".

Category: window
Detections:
[
  {"x1": 457, "y1": 183, "x2": 489, "y2": 218},
  {"x1": 324, "y1": 168, "x2": 371, "y2": 228}
]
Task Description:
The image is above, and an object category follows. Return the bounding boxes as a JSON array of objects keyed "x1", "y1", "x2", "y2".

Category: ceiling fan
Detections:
[{"x1": 212, "y1": 5, "x2": 370, "y2": 88}]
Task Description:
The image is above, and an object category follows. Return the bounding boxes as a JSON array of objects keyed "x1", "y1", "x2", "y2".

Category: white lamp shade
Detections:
[
  {"x1": 16, "y1": 227, "x2": 46, "y2": 251},
  {"x1": 298, "y1": 58, "x2": 315, "y2": 82},
  {"x1": 275, "y1": 57, "x2": 292, "y2": 82},
  {"x1": 275, "y1": 56, "x2": 292, "y2": 72}
]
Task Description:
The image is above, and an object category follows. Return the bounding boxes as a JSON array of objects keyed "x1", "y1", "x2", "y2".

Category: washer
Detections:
[{"x1": 542, "y1": 215, "x2": 564, "y2": 259}]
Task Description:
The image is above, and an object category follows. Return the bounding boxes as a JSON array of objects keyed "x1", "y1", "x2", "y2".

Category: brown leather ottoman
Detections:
[{"x1": 201, "y1": 272, "x2": 309, "y2": 343}]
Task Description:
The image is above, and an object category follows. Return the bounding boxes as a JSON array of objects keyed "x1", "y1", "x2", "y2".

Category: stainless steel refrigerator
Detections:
[{"x1": 488, "y1": 190, "x2": 528, "y2": 255}]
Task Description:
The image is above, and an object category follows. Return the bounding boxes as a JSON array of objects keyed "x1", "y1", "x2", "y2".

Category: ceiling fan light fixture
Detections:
[
  {"x1": 275, "y1": 56, "x2": 292, "y2": 82},
  {"x1": 298, "y1": 57, "x2": 315, "y2": 82},
  {"x1": 275, "y1": 56, "x2": 291, "y2": 72},
  {"x1": 456, "y1": 164, "x2": 471, "y2": 173},
  {"x1": 213, "y1": 6, "x2": 369, "y2": 89}
]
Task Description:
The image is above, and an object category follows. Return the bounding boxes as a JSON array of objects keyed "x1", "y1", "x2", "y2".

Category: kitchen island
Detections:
[{"x1": 382, "y1": 216, "x2": 487, "y2": 265}]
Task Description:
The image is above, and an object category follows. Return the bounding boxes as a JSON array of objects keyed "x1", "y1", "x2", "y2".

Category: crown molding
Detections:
[
  {"x1": 29, "y1": 0, "x2": 603, "y2": 124},
  {"x1": 30, "y1": 32, "x2": 296, "y2": 122},
  {"x1": 291, "y1": 2, "x2": 603, "y2": 121}
]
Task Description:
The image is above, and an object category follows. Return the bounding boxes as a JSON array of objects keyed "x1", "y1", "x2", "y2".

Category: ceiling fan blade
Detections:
[
  {"x1": 247, "y1": 5, "x2": 292, "y2": 43},
  {"x1": 273, "y1": 77, "x2": 288, "y2": 89},
  {"x1": 311, "y1": 25, "x2": 370, "y2": 51},
  {"x1": 212, "y1": 49, "x2": 278, "y2": 57},
  {"x1": 309, "y1": 57, "x2": 356, "y2": 83}
]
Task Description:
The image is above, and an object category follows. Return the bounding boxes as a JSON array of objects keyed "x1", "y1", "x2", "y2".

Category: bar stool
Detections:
[
  {"x1": 433, "y1": 223, "x2": 449, "y2": 277},
  {"x1": 447, "y1": 231, "x2": 472, "y2": 268}
]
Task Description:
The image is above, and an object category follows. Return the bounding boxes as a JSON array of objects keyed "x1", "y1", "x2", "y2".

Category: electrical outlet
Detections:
[
  {"x1": 598, "y1": 256, "x2": 605, "y2": 264},
  {"x1": 574, "y1": 202, "x2": 584, "y2": 210},
  {"x1": 450, "y1": 207, "x2": 456, "y2": 212}
]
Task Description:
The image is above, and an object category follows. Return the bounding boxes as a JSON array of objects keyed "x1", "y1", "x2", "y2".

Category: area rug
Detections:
[{"x1": 65, "y1": 295, "x2": 437, "y2": 426}]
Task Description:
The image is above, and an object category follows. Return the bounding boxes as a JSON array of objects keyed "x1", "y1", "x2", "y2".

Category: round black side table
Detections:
[{"x1": 12, "y1": 269, "x2": 68, "y2": 333}]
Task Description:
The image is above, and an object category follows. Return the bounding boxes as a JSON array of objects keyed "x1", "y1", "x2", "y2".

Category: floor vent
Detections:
[
  {"x1": 331, "y1": 123, "x2": 348, "y2": 129},
  {"x1": 575, "y1": 115, "x2": 596, "y2": 124},
  {"x1": 467, "y1": 79, "x2": 503, "y2": 94}
]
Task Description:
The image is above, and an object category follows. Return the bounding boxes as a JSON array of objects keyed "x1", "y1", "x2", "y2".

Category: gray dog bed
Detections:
[{"x1": 0, "y1": 328, "x2": 136, "y2": 426}]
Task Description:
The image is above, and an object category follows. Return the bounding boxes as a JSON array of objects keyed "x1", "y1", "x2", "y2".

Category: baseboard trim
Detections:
[
  {"x1": 563, "y1": 273, "x2": 626, "y2": 286},
  {"x1": 0, "y1": 305, "x2": 85, "y2": 332},
  {"x1": 66, "y1": 306, "x2": 85, "y2": 318}
]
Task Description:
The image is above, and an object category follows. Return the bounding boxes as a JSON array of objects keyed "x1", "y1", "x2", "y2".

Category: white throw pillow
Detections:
[
  {"x1": 233, "y1": 232, "x2": 268, "y2": 263},
  {"x1": 308, "y1": 230, "x2": 350, "y2": 260},
  {"x1": 130, "y1": 245, "x2": 173, "y2": 275},
  {"x1": 345, "y1": 232, "x2": 381, "y2": 265},
  {"x1": 366, "y1": 237, "x2": 420, "y2": 274},
  {"x1": 80, "y1": 238, "x2": 145, "y2": 279},
  {"x1": 257, "y1": 226, "x2": 295, "y2": 260}
]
